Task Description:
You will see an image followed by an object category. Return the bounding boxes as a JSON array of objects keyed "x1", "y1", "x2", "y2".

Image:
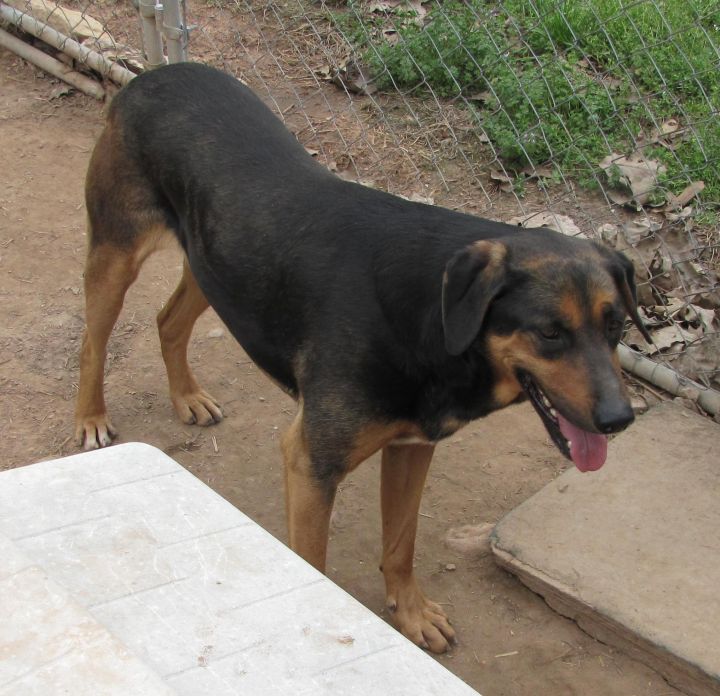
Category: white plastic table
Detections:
[{"x1": 0, "y1": 443, "x2": 481, "y2": 696}]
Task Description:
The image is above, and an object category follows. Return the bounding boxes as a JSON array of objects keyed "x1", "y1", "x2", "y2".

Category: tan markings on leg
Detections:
[
  {"x1": 75, "y1": 225, "x2": 176, "y2": 450},
  {"x1": 157, "y1": 259, "x2": 222, "y2": 426},
  {"x1": 281, "y1": 405, "x2": 338, "y2": 572},
  {"x1": 75, "y1": 244, "x2": 138, "y2": 449},
  {"x1": 381, "y1": 443, "x2": 456, "y2": 653},
  {"x1": 348, "y1": 420, "x2": 427, "y2": 471}
]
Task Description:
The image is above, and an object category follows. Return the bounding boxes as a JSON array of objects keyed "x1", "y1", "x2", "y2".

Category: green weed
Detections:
[{"x1": 328, "y1": 0, "x2": 720, "y2": 202}]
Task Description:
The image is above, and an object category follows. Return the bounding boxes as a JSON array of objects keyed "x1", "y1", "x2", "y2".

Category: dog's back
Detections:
[
  {"x1": 110, "y1": 62, "x2": 327, "y2": 190},
  {"x1": 87, "y1": 64, "x2": 520, "y2": 391}
]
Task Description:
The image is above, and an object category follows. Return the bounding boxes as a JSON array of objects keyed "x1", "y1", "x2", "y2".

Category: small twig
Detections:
[
  {"x1": 53, "y1": 436, "x2": 72, "y2": 453},
  {"x1": 636, "y1": 381, "x2": 667, "y2": 402}
]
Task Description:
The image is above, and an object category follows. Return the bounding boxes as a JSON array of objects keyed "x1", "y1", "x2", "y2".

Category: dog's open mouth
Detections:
[{"x1": 518, "y1": 372, "x2": 607, "y2": 472}]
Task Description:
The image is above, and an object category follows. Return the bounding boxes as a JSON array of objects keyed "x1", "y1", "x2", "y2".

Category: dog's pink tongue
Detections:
[{"x1": 557, "y1": 415, "x2": 607, "y2": 472}]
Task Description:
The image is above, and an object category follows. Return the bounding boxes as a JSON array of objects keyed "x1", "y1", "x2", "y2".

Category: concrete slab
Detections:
[
  {"x1": 0, "y1": 443, "x2": 480, "y2": 696},
  {"x1": 491, "y1": 402, "x2": 720, "y2": 696}
]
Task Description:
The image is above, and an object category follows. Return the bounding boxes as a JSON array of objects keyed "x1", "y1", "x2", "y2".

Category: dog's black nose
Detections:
[{"x1": 593, "y1": 401, "x2": 634, "y2": 434}]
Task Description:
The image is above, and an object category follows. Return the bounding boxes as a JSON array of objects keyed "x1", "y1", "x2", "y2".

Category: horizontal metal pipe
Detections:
[
  {"x1": 619, "y1": 343, "x2": 720, "y2": 416},
  {"x1": 0, "y1": 26, "x2": 105, "y2": 98},
  {"x1": 0, "y1": 3, "x2": 135, "y2": 86}
]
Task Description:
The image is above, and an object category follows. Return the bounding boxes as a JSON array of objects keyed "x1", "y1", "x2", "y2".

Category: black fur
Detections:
[{"x1": 102, "y1": 62, "x2": 642, "y2": 481}]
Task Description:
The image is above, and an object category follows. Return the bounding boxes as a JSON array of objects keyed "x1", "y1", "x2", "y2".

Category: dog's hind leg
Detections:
[
  {"x1": 75, "y1": 240, "x2": 141, "y2": 449},
  {"x1": 380, "y1": 443, "x2": 456, "y2": 653},
  {"x1": 157, "y1": 259, "x2": 222, "y2": 426}
]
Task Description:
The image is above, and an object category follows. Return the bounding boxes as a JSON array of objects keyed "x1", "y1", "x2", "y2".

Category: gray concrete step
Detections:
[{"x1": 492, "y1": 402, "x2": 720, "y2": 696}]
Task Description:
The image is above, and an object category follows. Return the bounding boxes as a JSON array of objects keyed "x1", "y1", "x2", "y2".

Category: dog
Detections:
[{"x1": 75, "y1": 62, "x2": 650, "y2": 653}]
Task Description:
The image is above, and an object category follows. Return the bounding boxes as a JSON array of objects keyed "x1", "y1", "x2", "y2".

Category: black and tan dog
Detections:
[{"x1": 75, "y1": 62, "x2": 649, "y2": 653}]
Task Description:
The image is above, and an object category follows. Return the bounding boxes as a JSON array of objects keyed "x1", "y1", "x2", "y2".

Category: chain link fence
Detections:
[{"x1": 2, "y1": 0, "x2": 719, "y2": 412}]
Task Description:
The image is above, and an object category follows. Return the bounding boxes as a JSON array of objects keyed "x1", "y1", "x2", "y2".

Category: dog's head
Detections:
[{"x1": 441, "y1": 228, "x2": 650, "y2": 472}]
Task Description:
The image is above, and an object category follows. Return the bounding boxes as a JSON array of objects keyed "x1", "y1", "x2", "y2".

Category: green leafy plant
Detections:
[{"x1": 328, "y1": 0, "x2": 720, "y2": 201}]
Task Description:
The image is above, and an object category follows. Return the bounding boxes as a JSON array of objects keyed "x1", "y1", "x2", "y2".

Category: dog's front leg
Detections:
[
  {"x1": 281, "y1": 409, "x2": 337, "y2": 572},
  {"x1": 381, "y1": 443, "x2": 456, "y2": 653}
]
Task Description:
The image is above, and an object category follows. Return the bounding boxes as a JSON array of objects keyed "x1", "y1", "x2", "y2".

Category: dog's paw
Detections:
[
  {"x1": 171, "y1": 388, "x2": 223, "y2": 426},
  {"x1": 75, "y1": 415, "x2": 118, "y2": 450},
  {"x1": 387, "y1": 581, "x2": 456, "y2": 653}
]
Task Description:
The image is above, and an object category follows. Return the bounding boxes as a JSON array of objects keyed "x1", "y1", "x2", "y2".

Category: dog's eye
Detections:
[{"x1": 538, "y1": 327, "x2": 561, "y2": 341}]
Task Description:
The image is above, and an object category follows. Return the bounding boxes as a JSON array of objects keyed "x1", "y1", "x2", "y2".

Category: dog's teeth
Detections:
[
  {"x1": 567, "y1": 440, "x2": 572, "y2": 448},
  {"x1": 550, "y1": 408, "x2": 557, "y2": 418}
]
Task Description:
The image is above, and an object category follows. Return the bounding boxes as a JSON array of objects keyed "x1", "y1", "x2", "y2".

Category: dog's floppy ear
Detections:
[
  {"x1": 598, "y1": 245, "x2": 653, "y2": 344},
  {"x1": 442, "y1": 240, "x2": 507, "y2": 355}
]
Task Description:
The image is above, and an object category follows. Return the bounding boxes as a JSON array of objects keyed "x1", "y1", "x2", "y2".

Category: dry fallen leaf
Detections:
[
  {"x1": 597, "y1": 223, "x2": 620, "y2": 247},
  {"x1": 626, "y1": 323, "x2": 696, "y2": 356},
  {"x1": 407, "y1": 191, "x2": 435, "y2": 205},
  {"x1": 489, "y1": 169, "x2": 513, "y2": 193},
  {"x1": 599, "y1": 152, "x2": 666, "y2": 208},
  {"x1": 621, "y1": 217, "x2": 661, "y2": 246},
  {"x1": 315, "y1": 65, "x2": 332, "y2": 81},
  {"x1": 664, "y1": 181, "x2": 705, "y2": 212},
  {"x1": 366, "y1": 0, "x2": 403, "y2": 12},
  {"x1": 650, "y1": 118, "x2": 682, "y2": 150},
  {"x1": 664, "y1": 205, "x2": 694, "y2": 224},
  {"x1": 332, "y1": 60, "x2": 377, "y2": 96},
  {"x1": 406, "y1": 0, "x2": 429, "y2": 20},
  {"x1": 367, "y1": 0, "x2": 428, "y2": 22},
  {"x1": 469, "y1": 91, "x2": 492, "y2": 103},
  {"x1": 679, "y1": 304, "x2": 717, "y2": 332},
  {"x1": 520, "y1": 163, "x2": 554, "y2": 179},
  {"x1": 667, "y1": 336, "x2": 720, "y2": 391},
  {"x1": 507, "y1": 211, "x2": 585, "y2": 238},
  {"x1": 50, "y1": 85, "x2": 74, "y2": 99}
]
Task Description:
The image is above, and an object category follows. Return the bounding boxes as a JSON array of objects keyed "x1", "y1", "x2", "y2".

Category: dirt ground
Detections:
[{"x1": 0, "y1": 50, "x2": 684, "y2": 696}]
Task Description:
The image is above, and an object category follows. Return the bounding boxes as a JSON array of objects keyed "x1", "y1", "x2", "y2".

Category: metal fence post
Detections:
[
  {"x1": 137, "y1": 0, "x2": 188, "y2": 68},
  {"x1": 138, "y1": 0, "x2": 165, "y2": 69},
  {"x1": 160, "y1": 0, "x2": 189, "y2": 63}
]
